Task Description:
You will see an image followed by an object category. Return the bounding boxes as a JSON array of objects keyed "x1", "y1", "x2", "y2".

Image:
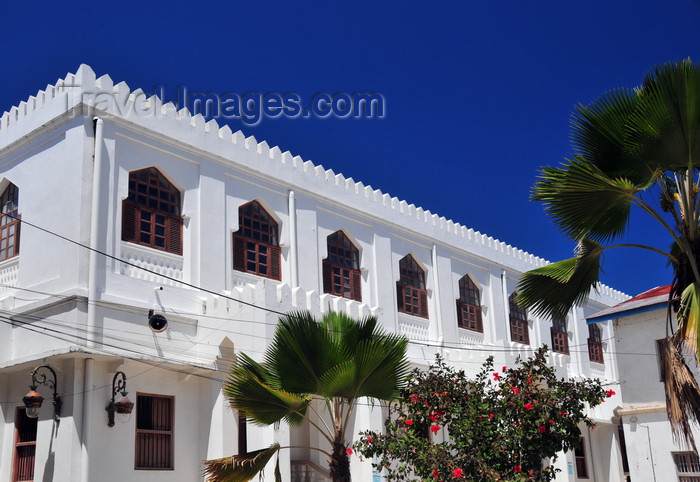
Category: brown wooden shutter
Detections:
[
  {"x1": 456, "y1": 301, "x2": 463, "y2": 327},
  {"x1": 322, "y1": 261, "x2": 332, "y2": 294},
  {"x1": 122, "y1": 201, "x2": 138, "y2": 242},
  {"x1": 168, "y1": 215, "x2": 183, "y2": 255},
  {"x1": 14, "y1": 219, "x2": 20, "y2": 255},
  {"x1": 351, "y1": 269, "x2": 362, "y2": 301},
  {"x1": 419, "y1": 291, "x2": 428, "y2": 318},
  {"x1": 396, "y1": 283, "x2": 404, "y2": 312},
  {"x1": 232, "y1": 234, "x2": 245, "y2": 271},
  {"x1": 270, "y1": 245, "x2": 281, "y2": 280}
]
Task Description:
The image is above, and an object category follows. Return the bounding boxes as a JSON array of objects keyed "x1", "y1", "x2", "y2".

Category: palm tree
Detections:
[
  {"x1": 203, "y1": 310, "x2": 409, "y2": 482},
  {"x1": 516, "y1": 59, "x2": 700, "y2": 446}
]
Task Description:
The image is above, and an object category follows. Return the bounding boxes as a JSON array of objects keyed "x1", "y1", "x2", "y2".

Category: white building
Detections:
[
  {"x1": 0, "y1": 65, "x2": 629, "y2": 482},
  {"x1": 588, "y1": 285, "x2": 700, "y2": 482}
]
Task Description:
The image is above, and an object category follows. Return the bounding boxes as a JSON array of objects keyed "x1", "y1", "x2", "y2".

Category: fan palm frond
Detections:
[{"x1": 203, "y1": 444, "x2": 281, "y2": 482}]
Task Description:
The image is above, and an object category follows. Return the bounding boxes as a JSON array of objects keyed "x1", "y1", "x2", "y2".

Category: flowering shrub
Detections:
[{"x1": 355, "y1": 347, "x2": 609, "y2": 481}]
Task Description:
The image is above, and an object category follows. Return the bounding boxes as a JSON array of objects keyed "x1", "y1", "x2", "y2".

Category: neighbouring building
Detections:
[
  {"x1": 0, "y1": 65, "x2": 630, "y2": 481},
  {"x1": 588, "y1": 285, "x2": 700, "y2": 482}
]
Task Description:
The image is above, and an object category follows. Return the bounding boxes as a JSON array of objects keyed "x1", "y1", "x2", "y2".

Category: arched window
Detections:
[
  {"x1": 322, "y1": 231, "x2": 361, "y2": 301},
  {"x1": 0, "y1": 183, "x2": 20, "y2": 261},
  {"x1": 232, "y1": 201, "x2": 281, "y2": 280},
  {"x1": 551, "y1": 318, "x2": 569, "y2": 355},
  {"x1": 509, "y1": 292, "x2": 529, "y2": 345},
  {"x1": 122, "y1": 168, "x2": 182, "y2": 254},
  {"x1": 396, "y1": 254, "x2": 428, "y2": 318},
  {"x1": 588, "y1": 324, "x2": 604, "y2": 364},
  {"x1": 457, "y1": 275, "x2": 482, "y2": 332}
]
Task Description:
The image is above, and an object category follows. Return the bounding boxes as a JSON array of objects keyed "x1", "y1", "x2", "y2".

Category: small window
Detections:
[
  {"x1": 13, "y1": 407, "x2": 37, "y2": 482},
  {"x1": 588, "y1": 324, "x2": 604, "y2": 364},
  {"x1": 574, "y1": 438, "x2": 589, "y2": 478},
  {"x1": 323, "y1": 231, "x2": 361, "y2": 301},
  {"x1": 238, "y1": 412, "x2": 247, "y2": 455},
  {"x1": 456, "y1": 275, "x2": 482, "y2": 332},
  {"x1": 396, "y1": 254, "x2": 428, "y2": 318},
  {"x1": 673, "y1": 452, "x2": 700, "y2": 481},
  {"x1": 551, "y1": 318, "x2": 569, "y2": 355},
  {"x1": 0, "y1": 183, "x2": 20, "y2": 262},
  {"x1": 509, "y1": 292, "x2": 529, "y2": 345},
  {"x1": 135, "y1": 394, "x2": 174, "y2": 470},
  {"x1": 122, "y1": 168, "x2": 182, "y2": 255},
  {"x1": 232, "y1": 201, "x2": 281, "y2": 280}
]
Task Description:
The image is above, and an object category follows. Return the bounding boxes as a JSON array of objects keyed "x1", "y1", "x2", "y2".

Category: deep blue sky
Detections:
[{"x1": 2, "y1": 1, "x2": 699, "y2": 297}]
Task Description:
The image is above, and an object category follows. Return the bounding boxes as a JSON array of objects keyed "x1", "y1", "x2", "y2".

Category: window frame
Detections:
[
  {"x1": 456, "y1": 275, "x2": 483, "y2": 333},
  {"x1": 588, "y1": 324, "x2": 604, "y2": 364},
  {"x1": 12, "y1": 407, "x2": 37, "y2": 482},
  {"x1": 673, "y1": 451, "x2": 700, "y2": 481},
  {"x1": 396, "y1": 254, "x2": 428, "y2": 318},
  {"x1": 135, "y1": 393, "x2": 174, "y2": 471},
  {"x1": 0, "y1": 183, "x2": 20, "y2": 262},
  {"x1": 550, "y1": 318, "x2": 569, "y2": 355},
  {"x1": 232, "y1": 201, "x2": 281, "y2": 280},
  {"x1": 322, "y1": 230, "x2": 361, "y2": 301},
  {"x1": 122, "y1": 168, "x2": 182, "y2": 255},
  {"x1": 508, "y1": 292, "x2": 529, "y2": 345},
  {"x1": 574, "y1": 438, "x2": 589, "y2": 479}
]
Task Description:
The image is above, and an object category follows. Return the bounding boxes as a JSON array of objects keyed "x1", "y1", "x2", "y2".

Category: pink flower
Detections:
[
  {"x1": 493, "y1": 372, "x2": 500, "y2": 381},
  {"x1": 432, "y1": 468, "x2": 439, "y2": 478},
  {"x1": 538, "y1": 425, "x2": 546, "y2": 433},
  {"x1": 430, "y1": 424, "x2": 440, "y2": 434},
  {"x1": 488, "y1": 413, "x2": 495, "y2": 418},
  {"x1": 405, "y1": 419, "x2": 413, "y2": 425},
  {"x1": 514, "y1": 465, "x2": 522, "y2": 473},
  {"x1": 524, "y1": 402, "x2": 533, "y2": 410},
  {"x1": 409, "y1": 394, "x2": 419, "y2": 402},
  {"x1": 453, "y1": 468, "x2": 464, "y2": 478},
  {"x1": 346, "y1": 448, "x2": 353, "y2": 455},
  {"x1": 512, "y1": 387, "x2": 520, "y2": 394},
  {"x1": 606, "y1": 389, "x2": 616, "y2": 398}
]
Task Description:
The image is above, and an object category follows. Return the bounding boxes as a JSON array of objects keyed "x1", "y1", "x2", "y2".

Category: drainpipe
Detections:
[
  {"x1": 431, "y1": 244, "x2": 443, "y2": 343},
  {"x1": 288, "y1": 190, "x2": 298, "y2": 288},
  {"x1": 80, "y1": 358, "x2": 93, "y2": 482},
  {"x1": 87, "y1": 117, "x2": 104, "y2": 349}
]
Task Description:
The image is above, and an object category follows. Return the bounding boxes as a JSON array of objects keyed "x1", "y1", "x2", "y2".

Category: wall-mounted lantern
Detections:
[
  {"x1": 23, "y1": 365, "x2": 62, "y2": 421},
  {"x1": 106, "y1": 371, "x2": 134, "y2": 427}
]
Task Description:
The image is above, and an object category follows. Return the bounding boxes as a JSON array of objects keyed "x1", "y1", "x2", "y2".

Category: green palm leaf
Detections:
[
  {"x1": 516, "y1": 239, "x2": 603, "y2": 320},
  {"x1": 532, "y1": 156, "x2": 641, "y2": 242},
  {"x1": 203, "y1": 444, "x2": 281, "y2": 482},
  {"x1": 677, "y1": 282, "x2": 700, "y2": 361}
]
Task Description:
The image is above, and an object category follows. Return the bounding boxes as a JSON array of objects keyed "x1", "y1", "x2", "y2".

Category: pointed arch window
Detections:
[
  {"x1": 457, "y1": 275, "x2": 482, "y2": 332},
  {"x1": 122, "y1": 168, "x2": 182, "y2": 255},
  {"x1": 551, "y1": 318, "x2": 569, "y2": 355},
  {"x1": 323, "y1": 230, "x2": 361, "y2": 301},
  {"x1": 0, "y1": 183, "x2": 20, "y2": 262},
  {"x1": 232, "y1": 201, "x2": 281, "y2": 280},
  {"x1": 397, "y1": 254, "x2": 428, "y2": 318},
  {"x1": 588, "y1": 324, "x2": 604, "y2": 364},
  {"x1": 509, "y1": 292, "x2": 529, "y2": 345}
]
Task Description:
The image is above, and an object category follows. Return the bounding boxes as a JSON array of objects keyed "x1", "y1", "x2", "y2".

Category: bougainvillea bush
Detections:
[{"x1": 355, "y1": 347, "x2": 613, "y2": 481}]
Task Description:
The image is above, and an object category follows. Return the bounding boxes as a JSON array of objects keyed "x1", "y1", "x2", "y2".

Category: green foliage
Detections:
[{"x1": 355, "y1": 347, "x2": 610, "y2": 481}]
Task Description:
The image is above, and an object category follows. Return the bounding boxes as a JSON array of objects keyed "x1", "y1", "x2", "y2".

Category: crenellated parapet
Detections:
[{"x1": 0, "y1": 65, "x2": 629, "y2": 304}]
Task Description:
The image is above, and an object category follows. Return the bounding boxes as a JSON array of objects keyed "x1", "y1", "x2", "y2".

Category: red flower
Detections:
[
  {"x1": 558, "y1": 411, "x2": 569, "y2": 415},
  {"x1": 430, "y1": 412, "x2": 439, "y2": 422},
  {"x1": 453, "y1": 468, "x2": 464, "y2": 478},
  {"x1": 524, "y1": 402, "x2": 533, "y2": 410},
  {"x1": 405, "y1": 419, "x2": 413, "y2": 425},
  {"x1": 493, "y1": 372, "x2": 500, "y2": 381},
  {"x1": 346, "y1": 448, "x2": 353, "y2": 455},
  {"x1": 514, "y1": 465, "x2": 522, "y2": 473},
  {"x1": 432, "y1": 468, "x2": 439, "y2": 478},
  {"x1": 528, "y1": 470, "x2": 534, "y2": 476},
  {"x1": 527, "y1": 377, "x2": 533, "y2": 384},
  {"x1": 409, "y1": 394, "x2": 419, "y2": 402},
  {"x1": 549, "y1": 419, "x2": 555, "y2": 425},
  {"x1": 366, "y1": 436, "x2": 372, "y2": 443},
  {"x1": 538, "y1": 425, "x2": 546, "y2": 433},
  {"x1": 502, "y1": 366, "x2": 507, "y2": 372},
  {"x1": 488, "y1": 413, "x2": 495, "y2": 418},
  {"x1": 606, "y1": 389, "x2": 616, "y2": 398},
  {"x1": 430, "y1": 424, "x2": 440, "y2": 434},
  {"x1": 512, "y1": 387, "x2": 520, "y2": 394}
]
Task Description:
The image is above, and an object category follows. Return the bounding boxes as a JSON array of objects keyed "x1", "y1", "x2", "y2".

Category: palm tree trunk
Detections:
[{"x1": 328, "y1": 440, "x2": 351, "y2": 482}]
